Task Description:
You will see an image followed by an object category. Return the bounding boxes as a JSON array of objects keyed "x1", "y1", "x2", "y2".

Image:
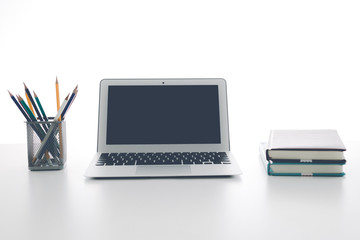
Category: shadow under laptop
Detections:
[{"x1": 84, "y1": 175, "x2": 239, "y2": 180}]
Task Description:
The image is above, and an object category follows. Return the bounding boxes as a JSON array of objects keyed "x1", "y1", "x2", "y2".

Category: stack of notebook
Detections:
[{"x1": 259, "y1": 129, "x2": 346, "y2": 176}]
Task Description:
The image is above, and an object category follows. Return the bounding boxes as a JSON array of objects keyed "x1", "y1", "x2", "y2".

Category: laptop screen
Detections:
[{"x1": 106, "y1": 85, "x2": 221, "y2": 145}]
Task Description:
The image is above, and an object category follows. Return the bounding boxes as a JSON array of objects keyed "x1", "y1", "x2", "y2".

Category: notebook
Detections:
[
  {"x1": 259, "y1": 142, "x2": 345, "y2": 176},
  {"x1": 266, "y1": 129, "x2": 346, "y2": 163},
  {"x1": 84, "y1": 78, "x2": 242, "y2": 178}
]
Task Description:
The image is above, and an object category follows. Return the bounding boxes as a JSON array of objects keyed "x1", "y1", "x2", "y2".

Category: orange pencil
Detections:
[
  {"x1": 56, "y1": 76, "x2": 61, "y2": 120},
  {"x1": 25, "y1": 90, "x2": 35, "y2": 116}
]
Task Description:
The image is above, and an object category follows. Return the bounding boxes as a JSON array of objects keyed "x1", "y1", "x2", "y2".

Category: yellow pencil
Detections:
[
  {"x1": 56, "y1": 76, "x2": 61, "y2": 120},
  {"x1": 25, "y1": 91, "x2": 35, "y2": 116}
]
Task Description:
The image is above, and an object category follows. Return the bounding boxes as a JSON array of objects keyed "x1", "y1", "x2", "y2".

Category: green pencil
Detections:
[
  {"x1": 33, "y1": 91, "x2": 49, "y2": 121},
  {"x1": 17, "y1": 95, "x2": 37, "y2": 121}
]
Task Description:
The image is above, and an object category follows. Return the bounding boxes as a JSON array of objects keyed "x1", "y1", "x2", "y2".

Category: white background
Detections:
[{"x1": 1, "y1": 0, "x2": 360, "y2": 162}]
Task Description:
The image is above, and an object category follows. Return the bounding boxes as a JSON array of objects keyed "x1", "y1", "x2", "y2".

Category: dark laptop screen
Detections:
[{"x1": 106, "y1": 85, "x2": 221, "y2": 145}]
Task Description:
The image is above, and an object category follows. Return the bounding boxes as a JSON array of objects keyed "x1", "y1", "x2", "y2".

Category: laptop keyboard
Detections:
[{"x1": 96, "y1": 152, "x2": 231, "y2": 166}]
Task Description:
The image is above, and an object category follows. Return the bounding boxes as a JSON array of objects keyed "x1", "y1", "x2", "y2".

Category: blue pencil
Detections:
[
  {"x1": 24, "y1": 83, "x2": 43, "y2": 121},
  {"x1": 8, "y1": 91, "x2": 31, "y2": 122},
  {"x1": 61, "y1": 85, "x2": 78, "y2": 120}
]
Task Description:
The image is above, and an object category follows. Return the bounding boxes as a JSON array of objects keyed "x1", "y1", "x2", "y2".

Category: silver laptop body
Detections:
[{"x1": 85, "y1": 78, "x2": 242, "y2": 177}]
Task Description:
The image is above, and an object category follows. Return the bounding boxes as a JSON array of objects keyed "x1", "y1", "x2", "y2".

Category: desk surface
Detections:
[{"x1": 1, "y1": 143, "x2": 359, "y2": 240}]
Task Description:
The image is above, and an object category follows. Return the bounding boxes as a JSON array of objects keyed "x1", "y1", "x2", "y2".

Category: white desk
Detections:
[{"x1": 1, "y1": 143, "x2": 359, "y2": 240}]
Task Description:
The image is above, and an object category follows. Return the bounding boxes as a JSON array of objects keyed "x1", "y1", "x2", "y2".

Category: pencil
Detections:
[
  {"x1": 8, "y1": 91, "x2": 31, "y2": 122},
  {"x1": 33, "y1": 90, "x2": 51, "y2": 132},
  {"x1": 18, "y1": 94, "x2": 51, "y2": 137},
  {"x1": 17, "y1": 95, "x2": 58, "y2": 154},
  {"x1": 34, "y1": 94, "x2": 69, "y2": 162},
  {"x1": 56, "y1": 77, "x2": 61, "y2": 120},
  {"x1": 24, "y1": 83, "x2": 43, "y2": 121},
  {"x1": 56, "y1": 93, "x2": 69, "y2": 121},
  {"x1": 33, "y1": 91, "x2": 49, "y2": 122},
  {"x1": 17, "y1": 95, "x2": 37, "y2": 122},
  {"x1": 25, "y1": 91, "x2": 35, "y2": 116},
  {"x1": 33, "y1": 92, "x2": 69, "y2": 163},
  {"x1": 61, "y1": 85, "x2": 78, "y2": 120},
  {"x1": 25, "y1": 88, "x2": 51, "y2": 160},
  {"x1": 12, "y1": 93, "x2": 57, "y2": 162},
  {"x1": 57, "y1": 93, "x2": 69, "y2": 159}
]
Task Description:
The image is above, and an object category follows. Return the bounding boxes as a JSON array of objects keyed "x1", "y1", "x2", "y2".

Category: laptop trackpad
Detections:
[{"x1": 136, "y1": 166, "x2": 191, "y2": 176}]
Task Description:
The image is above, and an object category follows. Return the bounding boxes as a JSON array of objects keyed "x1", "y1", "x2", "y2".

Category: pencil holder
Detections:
[{"x1": 26, "y1": 120, "x2": 66, "y2": 170}]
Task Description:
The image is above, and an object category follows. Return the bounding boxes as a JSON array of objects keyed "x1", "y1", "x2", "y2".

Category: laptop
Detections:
[{"x1": 84, "y1": 78, "x2": 242, "y2": 178}]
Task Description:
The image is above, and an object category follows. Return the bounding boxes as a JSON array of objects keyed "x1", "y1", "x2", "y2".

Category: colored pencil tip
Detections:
[
  {"x1": 56, "y1": 76, "x2": 58, "y2": 83},
  {"x1": 65, "y1": 93, "x2": 70, "y2": 100},
  {"x1": 23, "y1": 82, "x2": 28, "y2": 89},
  {"x1": 33, "y1": 91, "x2": 37, "y2": 98},
  {"x1": 8, "y1": 90, "x2": 13, "y2": 97}
]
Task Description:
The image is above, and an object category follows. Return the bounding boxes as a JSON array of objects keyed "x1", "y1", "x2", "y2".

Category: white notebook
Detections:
[{"x1": 266, "y1": 129, "x2": 346, "y2": 161}]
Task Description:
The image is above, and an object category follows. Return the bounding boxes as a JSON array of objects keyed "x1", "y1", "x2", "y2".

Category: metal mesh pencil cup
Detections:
[{"x1": 26, "y1": 121, "x2": 66, "y2": 170}]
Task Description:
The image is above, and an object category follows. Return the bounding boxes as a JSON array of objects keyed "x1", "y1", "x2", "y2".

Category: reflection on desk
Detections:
[{"x1": 0, "y1": 143, "x2": 359, "y2": 240}]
